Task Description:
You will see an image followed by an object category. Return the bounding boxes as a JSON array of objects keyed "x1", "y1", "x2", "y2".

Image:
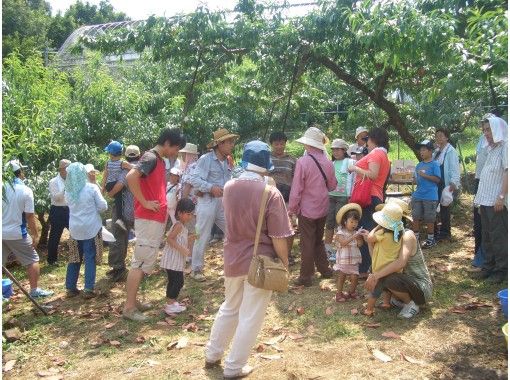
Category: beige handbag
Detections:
[{"x1": 247, "y1": 185, "x2": 289, "y2": 293}]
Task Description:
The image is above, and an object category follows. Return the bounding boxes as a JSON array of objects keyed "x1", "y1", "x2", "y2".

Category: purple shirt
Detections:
[
  {"x1": 223, "y1": 174, "x2": 293, "y2": 277},
  {"x1": 288, "y1": 147, "x2": 337, "y2": 219}
]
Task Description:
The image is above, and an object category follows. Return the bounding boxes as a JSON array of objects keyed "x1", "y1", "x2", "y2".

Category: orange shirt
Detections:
[{"x1": 355, "y1": 148, "x2": 390, "y2": 201}]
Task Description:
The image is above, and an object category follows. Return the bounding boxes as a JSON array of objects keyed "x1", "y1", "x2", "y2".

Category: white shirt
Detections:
[
  {"x1": 65, "y1": 183, "x2": 108, "y2": 240},
  {"x1": 2, "y1": 178, "x2": 35, "y2": 240},
  {"x1": 474, "y1": 141, "x2": 508, "y2": 207},
  {"x1": 49, "y1": 174, "x2": 67, "y2": 206}
]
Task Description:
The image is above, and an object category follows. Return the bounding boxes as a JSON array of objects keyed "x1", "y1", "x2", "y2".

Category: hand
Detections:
[
  {"x1": 449, "y1": 183, "x2": 457, "y2": 192},
  {"x1": 348, "y1": 165, "x2": 357, "y2": 173},
  {"x1": 364, "y1": 273, "x2": 378, "y2": 292},
  {"x1": 357, "y1": 229, "x2": 368, "y2": 236},
  {"x1": 143, "y1": 200, "x2": 160, "y2": 212},
  {"x1": 210, "y1": 186, "x2": 223, "y2": 198},
  {"x1": 494, "y1": 198, "x2": 505, "y2": 212},
  {"x1": 418, "y1": 169, "x2": 426, "y2": 177}
]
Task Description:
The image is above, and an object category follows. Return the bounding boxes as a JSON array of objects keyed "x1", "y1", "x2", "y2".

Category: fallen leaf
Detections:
[
  {"x1": 362, "y1": 322, "x2": 381, "y2": 329},
  {"x1": 52, "y1": 358, "x2": 65, "y2": 366},
  {"x1": 37, "y1": 368, "x2": 60, "y2": 377},
  {"x1": 290, "y1": 286, "x2": 304, "y2": 295},
  {"x1": 105, "y1": 323, "x2": 115, "y2": 329},
  {"x1": 146, "y1": 359, "x2": 160, "y2": 367},
  {"x1": 382, "y1": 331, "x2": 401, "y2": 340},
  {"x1": 165, "y1": 318, "x2": 177, "y2": 325},
  {"x1": 287, "y1": 302, "x2": 296, "y2": 312},
  {"x1": 325, "y1": 307, "x2": 333, "y2": 316},
  {"x1": 449, "y1": 307, "x2": 467, "y2": 314},
  {"x1": 58, "y1": 341, "x2": 69, "y2": 349},
  {"x1": 167, "y1": 341, "x2": 178, "y2": 350},
  {"x1": 192, "y1": 341, "x2": 206, "y2": 347},
  {"x1": 89, "y1": 340, "x2": 103, "y2": 347},
  {"x1": 255, "y1": 343, "x2": 265, "y2": 352},
  {"x1": 271, "y1": 326, "x2": 283, "y2": 333},
  {"x1": 260, "y1": 354, "x2": 282, "y2": 360},
  {"x1": 459, "y1": 293, "x2": 473, "y2": 299},
  {"x1": 372, "y1": 349, "x2": 392, "y2": 363},
  {"x1": 306, "y1": 325, "x2": 315, "y2": 334},
  {"x1": 351, "y1": 308, "x2": 359, "y2": 315},
  {"x1": 4, "y1": 360, "x2": 16, "y2": 372},
  {"x1": 296, "y1": 307, "x2": 305, "y2": 315},
  {"x1": 400, "y1": 351, "x2": 426, "y2": 365},
  {"x1": 320, "y1": 283, "x2": 333, "y2": 292},
  {"x1": 288, "y1": 333, "x2": 304, "y2": 340},
  {"x1": 264, "y1": 334, "x2": 286, "y2": 345},
  {"x1": 463, "y1": 302, "x2": 492, "y2": 310},
  {"x1": 157, "y1": 321, "x2": 169, "y2": 326},
  {"x1": 176, "y1": 336, "x2": 189, "y2": 349},
  {"x1": 109, "y1": 340, "x2": 121, "y2": 347},
  {"x1": 135, "y1": 336, "x2": 146, "y2": 344},
  {"x1": 182, "y1": 322, "x2": 199, "y2": 332},
  {"x1": 117, "y1": 329, "x2": 128, "y2": 336},
  {"x1": 272, "y1": 345, "x2": 284, "y2": 352}
]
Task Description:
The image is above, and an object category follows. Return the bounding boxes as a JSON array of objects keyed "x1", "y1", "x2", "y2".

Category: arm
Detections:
[
  {"x1": 25, "y1": 213, "x2": 39, "y2": 248},
  {"x1": 121, "y1": 161, "x2": 133, "y2": 170},
  {"x1": 495, "y1": 147, "x2": 508, "y2": 212},
  {"x1": 166, "y1": 223, "x2": 190, "y2": 257},
  {"x1": 126, "y1": 168, "x2": 159, "y2": 212},
  {"x1": 181, "y1": 182, "x2": 192, "y2": 199},
  {"x1": 271, "y1": 237, "x2": 289, "y2": 268},
  {"x1": 288, "y1": 160, "x2": 303, "y2": 215},
  {"x1": 418, "y1": 170, "x2": 441, "y2": 183},
  {"x1": 93, "y1": 185, "x2": 108, "y2": 212},
  {"x1": 48, "y1": 178, "x2": 65, "y2": 203},
  {"x1": 107, "y1": 181, "x2": 125, "y2": 198},
  {"x1": 350, "y1": 161, "x2": 380, "y2": 180},
  {"x1": 334, "y1": 232, "x2": 359, "y2": 247},
  {"x1": 448, "y1": 149, "x2": 461, "y2": 190},
  {"x1": 189, "y1": 155, "x2": 214, "y2": 193}
]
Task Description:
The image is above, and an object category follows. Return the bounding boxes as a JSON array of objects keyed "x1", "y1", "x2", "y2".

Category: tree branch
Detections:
[{"x1": 375, "y1": 67, "x2": 393, "y2": 101}]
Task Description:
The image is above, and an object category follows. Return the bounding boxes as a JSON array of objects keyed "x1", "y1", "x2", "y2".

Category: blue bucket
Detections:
[
  {"x1": 2, "y1": 279, "x2": 13, "y2": 299},
  {"x1": 498, "y1": 289, "x2": 508, "y2": 319}
]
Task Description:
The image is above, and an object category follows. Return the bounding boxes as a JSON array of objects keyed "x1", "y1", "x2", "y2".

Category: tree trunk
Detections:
[{"x1": 37, "y1": 212, "x2": 50, "y2": 247}]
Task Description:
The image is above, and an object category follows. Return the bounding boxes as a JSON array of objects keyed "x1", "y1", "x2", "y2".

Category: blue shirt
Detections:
[
  {"x1": 412, "y1": 160, "x2": 441, "y2": 201},
  {"x1": 189, "y1": 151, "x2": 231, "y2": 193}
]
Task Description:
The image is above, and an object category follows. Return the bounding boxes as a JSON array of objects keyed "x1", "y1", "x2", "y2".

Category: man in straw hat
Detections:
[
  {"x1": 47, "y1": 158, "x2": 71, "y2": 265},
  {"x1": 189, "y1": 128, "x2": 238, "y2": 282},
  {"x1": 347, "y1": 127, "x2": 369, "y2": 156},
  {"x1": 289, "y1": 125, "x2": 337, "y2": 287}
]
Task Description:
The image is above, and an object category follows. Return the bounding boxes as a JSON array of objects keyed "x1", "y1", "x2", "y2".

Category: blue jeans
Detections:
[{"x1": 65, "y1": 238, "x2": 97, "y2": 291}]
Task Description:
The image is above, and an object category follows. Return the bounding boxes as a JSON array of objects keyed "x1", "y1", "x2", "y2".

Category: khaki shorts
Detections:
[
  {"x1": 2, "y1": 236, "x2": 39, "y2": 266},
  {"x1": 131, "y1": 218, "x2": 166, "y2": 273},
  {"x1": 411, "y1": 199, "x2": 438, "y2": 224}
]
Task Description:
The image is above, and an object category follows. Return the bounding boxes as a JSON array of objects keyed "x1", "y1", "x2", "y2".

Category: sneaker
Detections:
[
  {"x1": 82, "y1": 289, "x2": 96, "y2": 299},
  {"x1": 191, "y1": 271, "x2": 206, "y2": 282},
  {"x1": 421, "y1": 238, "x2": 436, "y2": 249},
  {"x1": 115, "y1": 219, "x2": 127, "y2": 231},
  {"x1": 224, "y1": 365, "x2": 253, "y2": 379},
  {"x1": 390, "y1": 297, "x2": 405, "y2": 309},
  {"x1": 164, "y1": 302, "x2": 186, "y2": 315},
  {"x1": 135, "y1": 300, "x2": 153, "y2": 312},
  {"x1": 123, "y1": 308, "x2": 148, "y2": 322},
  {"x1": 29, "y1": 288, "x2": 54, "y2": 298},
  {"x1": 66, "y1": 289, "x2": 81, "y2": 298},
  {"x1": 398, "y1": 301, "x2": 420, "y2": 319}
]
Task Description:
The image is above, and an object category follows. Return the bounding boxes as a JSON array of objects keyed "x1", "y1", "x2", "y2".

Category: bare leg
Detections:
[
  {"x1": 348, "y1": 274, "x2": 359, "y2": 295},
  {"x1": 26, "y1": 263, "x2": 39, "y2": 290},
  {"x1": 364, "y1": 296, "x2": 377, "y2": 315},
  {"x1": 381, "y1": 290, "x2": 391, "y2": 307},
  {"x1": 426, "y1": 222, "x2": 435, "y2": 235},
  {"x1": 124, "y1": 268, "x2": 144, "y2": 312},
  {"x1": 336, "y1": 272, "x2": 347, "y2": 293},
  {"x1": 412, "y1": 220, "x2": 420, "y2": 234}
]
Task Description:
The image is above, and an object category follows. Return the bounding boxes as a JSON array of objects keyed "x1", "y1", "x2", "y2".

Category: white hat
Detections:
[
  {"x1": 355, "y1": 127, "x2": 369, "y2": 139},
  {"x1": 179, "y1": 143, "x2": 198, "y2": 154},
  {"x1": 331, "y1": 138, "x2": 349, "y2": 150},
  {"x1": 59, "y1": 159, "x2": 71, "y2": 169},
  {"x1": 84, "y1": 163, "x2": 99, "y2": 174},
  {"x1": 372, "y1": 203, "x2": 404, "y2": 241},
  {"x1": 5, "y1": 160, "x2": 27, "y2": 172},
  {"x1": 295, "y1": 127, "x2": 329, "y2": 151},
  {"x1": 169, "y1": 167, "x2": 182, "y2": 176}
]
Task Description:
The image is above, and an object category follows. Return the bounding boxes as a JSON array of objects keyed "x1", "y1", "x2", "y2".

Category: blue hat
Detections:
[
  {"x1": 104, "y1": 141, "x2": 123, "y2": 155},
  {"x1": 241, "y1": 141, "x2": 274, "y2": 172}
]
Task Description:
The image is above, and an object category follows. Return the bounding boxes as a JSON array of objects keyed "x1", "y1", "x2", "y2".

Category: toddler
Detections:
[
  {"x1": 166, "y1": 167, "x2": 183, "y2": 225},
  {"x1": 161, "y1": 198, "x2": 195, "y2": 315}
]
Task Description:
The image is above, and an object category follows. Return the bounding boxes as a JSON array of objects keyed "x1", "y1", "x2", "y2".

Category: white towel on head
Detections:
[{"x1": 482, "y1": 116, "x2": 508, "y2": 147}]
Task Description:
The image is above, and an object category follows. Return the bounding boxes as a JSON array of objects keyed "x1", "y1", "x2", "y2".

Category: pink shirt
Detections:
[
  {"x1": 355, "y1": 148, "x2": 390, "y2": 201},
  {"x1": 288, "y1": 148, "x2": 337, "y2": 219},
  {"x1": 223, "y1": 174, "x2": 293, "y2": 277}
]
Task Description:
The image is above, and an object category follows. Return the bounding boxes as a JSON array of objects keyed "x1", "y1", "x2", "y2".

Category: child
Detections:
[
  {"x1": 333, "y1": 203, "x2": 368, "y2": 302},
  {"x1": 166, "y1": 167, "x2": 183, "y2": 225},
  {"x1": 101, "y1": 140, "x2": 132, "y2": 231},
  {"x1": 411, "y1": 140, "x2": 441, "y2": 248},
  {"x1": 325, "y1": 139, "x2": 355, "y2": 261},
  {"x1": 363, "y1": 203, "x2": 405, "y2": 316},
  {"x1": 161, "y1": 198, "x2": 195, "y2": 315}
]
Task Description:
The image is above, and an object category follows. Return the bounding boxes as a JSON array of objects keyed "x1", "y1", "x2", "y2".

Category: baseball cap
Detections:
[
  {"x1": 5, "y1": 160, "x2": 27, "y2": 172},
  {"x1": 104, "y1": 141, "x2": 123, "y2": 155},
  {"x1": 125, "y1": 145, "x2": 140, "y2": 158},
  {"x1": 416, "y1": 139, "x2": 435, "y2": 150},
  {"x1": 169, "y1": 167, "x2": 182, "y2": 176},
  {"x1": 351, "y1": 146, "x2": 368, "y2": 156}
]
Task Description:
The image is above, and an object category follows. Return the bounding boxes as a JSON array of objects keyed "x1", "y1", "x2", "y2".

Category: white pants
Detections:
[
  {"x1": 191, "y1": 196, "x2": 226, "y2": 272},
  {"x1": 205, "y1": 276, "x2": 272, "y2": 376}
]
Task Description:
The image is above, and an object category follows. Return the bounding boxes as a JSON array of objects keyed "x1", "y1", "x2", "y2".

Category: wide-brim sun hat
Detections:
[
  {"x1": 331, "y1": 138, "x2": 349, "y2": 150},
  {"x1": 207, "y1": 128, "x2": 239, "y2": 149},
  {"x1": 179, "y1": 143, "x2": 198, "y2": 154},
  {"x1": 336, "y1": 203, "x2": 362, "y2": 225},
  {"x1": 241, "y1": 140, "x2": 274, "y2": 174},
  {"x1": 373, "y1": 203, "x2": 404, "y2": 241},
  {"x1": 295, "y1": 126, "x2": 329, "y2": 151},
  {"x1": 355, "y1": 127, "x2": 369, "y2": 139},
  {"x1": 375, "y1": 198, "x2": 412, "y2": 221}
]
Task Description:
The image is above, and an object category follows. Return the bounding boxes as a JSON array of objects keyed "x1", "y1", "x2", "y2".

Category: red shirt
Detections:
[
  {"x1": 134, "y1": 149, "x2": 168, "y2": 223},
  {"x1": 355, "y1": 148, "x2": 390, "y2": 201}
]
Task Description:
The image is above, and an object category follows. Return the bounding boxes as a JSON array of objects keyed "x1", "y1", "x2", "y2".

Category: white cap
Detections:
[
  {"x1": 355, "y1": 127, "x2": 369, "y2": 139},
  {"x1": 170, "y1": 167, "x2": 182, "y2": 176},
  {"x1": 84, "y1": 163, "x2": 99, "y2": 174},
  {"x1": 5, "y1": 160, "x2": 27, "y2": 172}
]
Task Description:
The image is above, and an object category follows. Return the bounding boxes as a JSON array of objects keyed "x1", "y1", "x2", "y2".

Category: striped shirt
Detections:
[
  {"x1": 160, "y1": 222, "x2": 188, "y2": 271},
  {"x1": 270, "y1": 153, "x2": 296, "y2": 187},
  {"x1": 474, "y1": 141, "x2": 508, "y2": 207},
  {"x1": 106, "y1": 159, "x2": 123, "y2": 184}
]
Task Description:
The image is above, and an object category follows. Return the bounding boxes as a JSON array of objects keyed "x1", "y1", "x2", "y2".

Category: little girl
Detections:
[
  {"x1": 333, "y1": 203, "x2": 368, "y2": 302},
  {"x1": 363, "y1": 202, "x2": 404, "y2": 316},
  {"x1": 161, "y1": 198, "x2": 195, "y2": 315},
  {"x1": 166, "y1": 167, "x2": 183, "y2": 225}
]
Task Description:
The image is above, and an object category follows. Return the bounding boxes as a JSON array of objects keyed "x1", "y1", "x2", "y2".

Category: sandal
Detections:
[
  {"x1": 362, "y1": 309, "x2": 375, "y2": 317},
  {"x1": 349, "y1": 292, "x2": 359, "y2": 300},
  {"x1": 335, "y1": 292, "x2": 350, "y2": 303}
]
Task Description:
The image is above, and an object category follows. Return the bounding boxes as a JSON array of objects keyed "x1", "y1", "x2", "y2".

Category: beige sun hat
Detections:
[
  {"x1": 355, "y1": 127, "x2": 369, "y2": 139},
  {"x1": 207, "y1": 128, "x2": 239, "y2": 149},
  {"x1": 373, "y1": 203, "x2": 405, "y2": 234},
  {"x1": 125, "y1": 145, "x2": 141, "y2": 158},
  {"x1": 331, "y1": 138, "x2": 349, "y2": 150},
  {"x1": 336, "y1": 203, "x2": 362, "y2": 225},
  {"x1": 375, "y1": 198, "x2": 412, "y2": 221},
  {"x1": 179, "y1": 143, "x2": 198, "y2": 154},
  {"x1": 296, "y1": 126, "x2": 329, "y2": 151}
]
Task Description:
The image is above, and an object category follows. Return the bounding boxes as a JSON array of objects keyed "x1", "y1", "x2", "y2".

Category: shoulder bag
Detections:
[{"x1": 350, "y1": 173, "x2": 373, "y2": 208}]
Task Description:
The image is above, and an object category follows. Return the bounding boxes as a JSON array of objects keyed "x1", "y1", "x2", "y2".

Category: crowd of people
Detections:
[{"x1": 2, "y1": 114, "x2": 507, "y2": 379}]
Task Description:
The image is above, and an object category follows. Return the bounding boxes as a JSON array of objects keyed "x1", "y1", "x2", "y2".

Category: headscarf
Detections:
[
  {"x1": 482, "y1": 116, "x2": 508, "y2": 148},
  {"x1": 241, "y1": 140, "x2": 274, "y2": 174},
  {"x1": 65, "y1": 162, "x2": 88, "y2": 203}
]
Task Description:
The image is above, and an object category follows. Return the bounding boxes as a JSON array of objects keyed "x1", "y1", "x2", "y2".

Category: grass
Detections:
[{"x1": 2, "y1": 194, "x2": 508, "y2": 379}]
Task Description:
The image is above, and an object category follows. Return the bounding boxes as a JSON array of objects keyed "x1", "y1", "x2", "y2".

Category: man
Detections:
[
  {"x1": 84, "y1": 163, "x2": 101, "y2": 188},
  {"x1": 189, "y1": 128, "x2": 238, "y2": 281},
  {"x1": 3, "y1": 160, "x2": 53, "y2": 298},
  {"x1": 347, "y1": 127, "x2": 369, "y2": 156},
  {"x1": 47, "y1": 159, "x2": 71, "y2": 265},
  {"x1": 472, "y1": 116, "x2": 508, "y2": 284},
  {"x1": 123, "y1": 129, "x2": 186, "y2": 322},
  {"x1": 107, "y1": 145, "x2": 141, "y2": 283},
  {"x1": 269, "y1": 131, "x2": 297, "y2": 262}
]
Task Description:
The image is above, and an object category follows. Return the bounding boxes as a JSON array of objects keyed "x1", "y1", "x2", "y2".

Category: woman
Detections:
[
  {"x1": 179, "y1": 142, "x2": 199, "y2": 256},
  {"x1": 205, "y1": 141, "x2": 292, "y2": 379},
  {"x1": 64, "y1": 162, "x2": 108, "y2": 298},
  {"x1": 434, "y1": 129, "x2": 461, "y2": 241},
  {"x1": 348, "y1": 127, "x2": 391, "y2": 277},
  {"x1": 365, "y1": 200, "x2": 433, "y2": 319}
]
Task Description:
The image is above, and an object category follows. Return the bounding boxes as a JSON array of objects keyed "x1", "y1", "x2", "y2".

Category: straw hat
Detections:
[
  {"x1": 355, "y1": 127, "x2": 369, "y2": 139},
  {"x1": 295, "y1": 127, "x2": 329, "y2": 151},
  {"x1": 179, "y1": 143, "x2": 198, "y2": 154},
  {"x1": 375, "y1": 198, "x2": 412, "y2": 221},
  {"x1": 331, "y1": 139, "x2": 349, "y2": 150},
  {"x1": 336, "y1": 203, "x2": 362, "y2": 225},
  {"x1": 372, "y1": 203, "x2": 404, "y2": 233},
  {"x1": 207, "y1": 128, "x2": 239, "y2": 149}
]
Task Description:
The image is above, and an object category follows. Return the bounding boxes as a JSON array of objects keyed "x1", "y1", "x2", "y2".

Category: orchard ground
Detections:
[{"x1": 2, "y1": 194, "x2": 507, "y2": 379}]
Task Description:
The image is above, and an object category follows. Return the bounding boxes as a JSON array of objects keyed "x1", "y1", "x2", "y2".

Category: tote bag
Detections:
[{"x1": 350, "y1": 174, "x2": 372, "y2": 208}]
